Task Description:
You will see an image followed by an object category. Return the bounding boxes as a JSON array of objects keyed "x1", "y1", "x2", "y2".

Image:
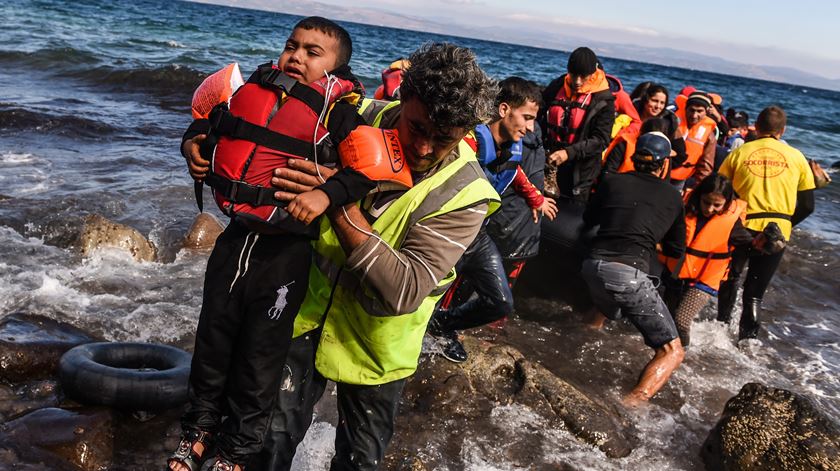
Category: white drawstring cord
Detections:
[{"x1": 309, "y1": 70, "x2": 406, "y2": 263}]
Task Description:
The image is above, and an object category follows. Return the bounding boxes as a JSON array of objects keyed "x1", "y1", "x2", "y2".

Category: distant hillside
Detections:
[{"x1": 188, "y1": 0, "x2": 840, "y2": 92}]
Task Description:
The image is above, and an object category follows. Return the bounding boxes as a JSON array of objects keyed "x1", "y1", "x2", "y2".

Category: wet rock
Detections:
[
  {"x1": 79, "y1": 214, "x2": 157, "y2": 262},
  {"x1": 388, "y1": 335, "x2": 635, "y2": 468},
  {"x1": 0, "y1": 313, "x2": 96, "y2": 383},
  {"x1": 182, "y1": 212, "x2": 224, "y2": 250},
  {"x1": 0, "y1": 380, "x2": 61, "y2": 421},
  {"x1": 0, "y1": 407, "x2": 113, "y2": 470},
  {"x1": 111, "y1": 407, "x2": 184, "y2": 469},
  {"x1": 462, "y1": 337, "x2": 635, "y2": 458},
  {"x1": 701, "y1": 382, "x2": 840, "y2": 470}
]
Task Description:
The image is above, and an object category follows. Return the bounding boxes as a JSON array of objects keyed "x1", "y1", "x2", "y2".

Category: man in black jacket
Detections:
[
  {"x1": 580, "y1": 131, "x2": 686, "y2": 407},
  {"x1": 540, "y1": 47, "x2": 615, "y2": 203}
]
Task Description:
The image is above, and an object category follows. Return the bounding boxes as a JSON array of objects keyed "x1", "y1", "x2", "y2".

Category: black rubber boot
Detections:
[
  {"x1": 716, "y1": 278, "x2": 737, "y2": 324},
  {"x1": 739, "y1": 297, "x2": 762, "y2": 340}
]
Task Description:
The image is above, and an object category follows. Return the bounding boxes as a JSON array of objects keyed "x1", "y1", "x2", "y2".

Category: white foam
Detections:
[
  {"x1": 0, "y1": 223, "x2": 205, "y2": 343},
  {"x1": 0, "y1": 152, "x2": 35, "y2": 165}
]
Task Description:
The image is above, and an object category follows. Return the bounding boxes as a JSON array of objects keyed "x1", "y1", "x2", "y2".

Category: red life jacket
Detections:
[
  {"x1": 606, "y1": 74, "x2": 641, "y2": 136},
  {"x1": 373, "y1": 59, "x2": 408, "y2": 101},
  {"x1": 202, "y1": 64, "x2": 358, "y2": 230},
  {"x1": 546, "y1": 82, "x2": 592, "y2": 146}
]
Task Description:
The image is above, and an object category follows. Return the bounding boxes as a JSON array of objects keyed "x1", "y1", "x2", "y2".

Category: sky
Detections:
[{"x1": 306, "y1": 0, "x2": 840, "y2": 79}]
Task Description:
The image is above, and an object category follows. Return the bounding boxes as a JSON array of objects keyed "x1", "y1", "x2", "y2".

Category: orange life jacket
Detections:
[
  {"x1": 671, "y1": 116, "x2": 716, "y2": 180},
  {"x1": 546, "y1": 69, "x2": 608, "y2": 146},
  {"x1": 338, "y1": 126, "x2": 412, "y2": 189},
  {"x1": 202, "y1": 63, "x2": 358, "y2": 230},
  {"x1": 661, "y1": 198, "x2": 747, "y2": 290},
  {"x1": 674, "y1": 93, "x2": 688, "y2": 125},
  {"x1": 601, "y1": 132, "x2": 671, "y2": 179}
]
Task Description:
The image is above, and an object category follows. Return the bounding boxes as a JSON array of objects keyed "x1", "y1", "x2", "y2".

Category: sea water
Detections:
[{"x1": 0, "y1": 0, "x2": 838, "y2": 469}]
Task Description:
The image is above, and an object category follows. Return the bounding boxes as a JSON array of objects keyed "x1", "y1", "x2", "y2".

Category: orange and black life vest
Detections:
[
  {"x1": 671, "y1": 116, "x2": 716, "y2": 180},
  {"x1": 661, "y1": 198, "x2": 747, "y2": 290},
  {"x1": 200, "y1": 63, "x2": 358, "y2": 230}
]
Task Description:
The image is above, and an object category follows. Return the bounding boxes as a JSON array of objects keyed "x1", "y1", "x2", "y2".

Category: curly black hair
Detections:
[{"x1": 400, "y1": 43, "x2": 497, "y2": 132}]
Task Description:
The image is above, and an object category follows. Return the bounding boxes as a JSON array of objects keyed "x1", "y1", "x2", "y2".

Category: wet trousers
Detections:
[
  {"x1": 255, "y1": 330, "x2": 406, "y2": 471},
  {"x1": 581, "y1": 258, "x2": 678, "y2": 348},
  {"x1": 181, "y1": 222, "x2": 311, "y2": 464},
  {"x1": 431, "y1": 230, "x2": 514, "y2": 332},
  {"x1": 717, "y1": 244, "x2": 785, "y2": 322}
]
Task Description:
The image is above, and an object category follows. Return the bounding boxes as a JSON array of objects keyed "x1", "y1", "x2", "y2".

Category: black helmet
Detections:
[{"x1": 633, "y1": 131, "x2": 671, "y2": 163}]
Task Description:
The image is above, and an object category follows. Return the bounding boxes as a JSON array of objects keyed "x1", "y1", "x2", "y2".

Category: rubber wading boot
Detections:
[
  {"x1": 739, "y1": 297, "x2": 762, "y2": 340},
  {"x1": 716, "y1": 279, "x2": 737, "y2": 324}
]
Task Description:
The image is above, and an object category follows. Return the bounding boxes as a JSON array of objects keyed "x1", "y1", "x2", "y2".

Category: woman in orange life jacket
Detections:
[
  {"x1": 659, "y1": 174, "x2": 755, "y2": 347},
  {"x1": 634, "y1": 83, "x2": 687, "y2": 169}
]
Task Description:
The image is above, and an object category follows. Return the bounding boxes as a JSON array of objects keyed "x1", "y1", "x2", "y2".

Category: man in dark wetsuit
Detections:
[
  {"x1": 428, "y1": 77, "x2": 556, "y2": 363},
  {"x1": 580, "y1": 131, "x2": 686, "y2": 407}
]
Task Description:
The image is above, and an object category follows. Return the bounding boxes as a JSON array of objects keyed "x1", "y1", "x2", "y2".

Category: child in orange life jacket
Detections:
[
  {"x1": 171, "y1": 17, "x2": 374, "y2": 471},
  {"x1": 659, "y1": 174, "x2": 757, "y2": 347}
]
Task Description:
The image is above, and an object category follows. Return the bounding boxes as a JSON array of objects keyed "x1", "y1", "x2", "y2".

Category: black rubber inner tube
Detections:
[{"x1": 59, "y1": 342, "x2": 191, "y2": 411}]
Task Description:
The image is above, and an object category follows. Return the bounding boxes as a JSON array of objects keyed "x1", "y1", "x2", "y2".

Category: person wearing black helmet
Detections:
[{"x1": 580, "y1": 131, "x2": 686, "y2": 407}]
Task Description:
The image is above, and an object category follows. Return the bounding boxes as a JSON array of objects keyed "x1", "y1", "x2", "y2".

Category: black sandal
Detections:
[
  {"x1": 166, "y1": 428, "x2": 213, "y2": 471},
  {"x1": 203, "y1": 456, "x2": 244, "y2": 471}
]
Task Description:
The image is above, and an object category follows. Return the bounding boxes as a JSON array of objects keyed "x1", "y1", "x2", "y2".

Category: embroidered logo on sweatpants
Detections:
[{"x1": 268, "y1": 281, "x2": 295, "y2": 320}]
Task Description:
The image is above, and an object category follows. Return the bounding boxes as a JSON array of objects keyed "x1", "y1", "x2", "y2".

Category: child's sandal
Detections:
[{"x1": 166, "y1": 428, "x2": 212, "y2": 471}]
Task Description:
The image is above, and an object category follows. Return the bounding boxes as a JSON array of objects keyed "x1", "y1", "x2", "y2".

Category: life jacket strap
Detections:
[
  {"x1": 260, "y1": 68, "x2": 333, "y2": 117},
  {"x1": 685, "y1": 247, "x2": 731, "y2": 260},
  {"x1": 745, "y1": 212, "x2": 792, "y2": 221},
  {"x1": 208, "y1": 105, "x2": 316, "y2": 160},
  {"x1": 550, "y1": 99, "x2": 589, "y2": 110},
  {"x1": 486, "y1": 159, "x2": 520, "y2": 175},
  {"x1": 205, "y1": 172, "x2": 283, "y2": 207}
]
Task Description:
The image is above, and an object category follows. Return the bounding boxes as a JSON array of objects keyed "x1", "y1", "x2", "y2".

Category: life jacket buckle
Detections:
[
  {"x1": 262, "y1": 68, "x2": 297, "y2": 93},
  {"x1": 228, "y1": 180, "x2": 240, "y2": 201}
]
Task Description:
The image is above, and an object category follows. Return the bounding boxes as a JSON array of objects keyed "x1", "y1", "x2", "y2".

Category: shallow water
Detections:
[{"x1": 1, "y1": 0, "x2": 838, "y2": 469}]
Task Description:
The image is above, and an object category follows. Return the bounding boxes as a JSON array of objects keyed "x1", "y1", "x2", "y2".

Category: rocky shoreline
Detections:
[{"x1": 0, "y1": 214, "x2": 837, "y2": 470}]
